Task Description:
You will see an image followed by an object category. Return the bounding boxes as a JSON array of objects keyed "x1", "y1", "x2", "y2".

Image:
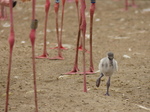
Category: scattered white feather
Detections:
[
  {"x1": 58, "y1": 75, "x2": 70, "y2": 79},
  {"x1": 87, "y1": 88, "x2": 91, "y2": 91},
  {"x1": 47, "y1": 42, "x2": 50, "y2": 45},
  {"x1": 62, "y1": 44, "x2": 72, "y2": 49},
  {"x1": 135, "y1": 104, "x2": 150, "y2": 111},
  {"x1": 47, "y1": 29, "x2": 51, "y2": 32},
  {"x1": 128, "y1": 48, "x2": 132, "y2": 51},
  {"x1": 26, "y1": 90, "x2": 46, "y2": 94},
  {"x1": 108, "y1": 36, "x2": 130, "y2": 39},
  {"x1": 123, "y1": 55, "x2": 131, "y2": 59},
  {"x1": 21, "y1": 41, "x2": 26, "y2": 44},
  {"x1": 14, "y1": 76, "x2": 19, "y2": 79},
  {"x1": 2, "y1": 92, "x2": 12, "y2": 97},
  {"x1": 3, "y1": 23, "x2": 10, "y2": 27},
  {"x1": 59, "y1": 28, "x2": 62, "y2": 32},
  {"x1": 86, "y1": 34, "x2": 90, "y2": 39},
  {"x1": 69, "y1": 6, "x2": 74, "y2": 9},
  {"x1": 142, "y1": 8, "x2": 150, "y2": 13},
  {"x1": 95, "y1": 18, "x2": 100, "y2": 21}
]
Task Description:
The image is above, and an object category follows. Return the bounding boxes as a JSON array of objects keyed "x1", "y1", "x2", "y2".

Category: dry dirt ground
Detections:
[{"x1": 0, "y1": 0, "x2": 150, "y2": 112}]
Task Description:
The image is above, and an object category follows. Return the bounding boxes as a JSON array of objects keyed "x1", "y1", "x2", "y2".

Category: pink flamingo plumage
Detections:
[
  {"x1": 36, "y1": 0, "x2": 50, "y2": 59},
  {"x1": 5, "y1": 0, "x2": 15, "y2": 111},
  {"x1": 49, "y1": 0, "x2": 64, "y2": 60},
  {"x1": 29, "y1": 0, "x2": 39, "y2": 111}
]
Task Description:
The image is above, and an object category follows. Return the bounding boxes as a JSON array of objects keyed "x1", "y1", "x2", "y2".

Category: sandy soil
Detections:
[{"x1": 0, "y1": 0, "x2": 150, "y2": 112}]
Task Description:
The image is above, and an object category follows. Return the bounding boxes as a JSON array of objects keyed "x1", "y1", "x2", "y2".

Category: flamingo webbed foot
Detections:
[{"x1": 49, "y1": 56, "x2": 64, "y2": 60}]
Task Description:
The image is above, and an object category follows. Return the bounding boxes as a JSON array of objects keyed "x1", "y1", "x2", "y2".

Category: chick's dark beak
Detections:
[{"x1": 109, "y1": 57, "x2": 113, "y2": 60}]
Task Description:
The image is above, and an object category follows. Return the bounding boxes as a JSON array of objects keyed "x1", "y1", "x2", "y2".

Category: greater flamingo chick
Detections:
[{"x1": 96, "y1": 52, "x2": 118, "y2": 96}]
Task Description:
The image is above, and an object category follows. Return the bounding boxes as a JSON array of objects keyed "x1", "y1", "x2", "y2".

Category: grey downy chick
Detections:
[{"x1": 96, "y1": 52, "x2": 118, "y2": 96}]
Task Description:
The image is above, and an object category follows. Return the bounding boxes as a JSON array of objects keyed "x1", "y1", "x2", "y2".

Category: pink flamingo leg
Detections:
[
  {"x1": 75, "y1": 0, "x2": 88, "y2": 52},
  {"x1": 80, "y1": 0, "x2": 87, "y2": 92},
  {"x1": 131, "y1": 0, "x2": 137, "y2": 7},
  {"x1": 127, "y1": 0, "x2": 137, "y2": 8},
  {"x1": 76, "y1": 9, "x2": 88, "y2": 53},
  {"x1": 75, "y1": 0, "x2": 82, "y2": 51},
  {"x1": 79, "y1": 1, "x2": 95, "y2": 75},
  {"x1": 75, "y1": 0, "x2": 79, "y2": 23},
  {"x1": 86, "y1": 1, "x2": 95, "y2": 74},
  {"x1": 59, "y1": 0, "x2": 68, "y2": 50},
  {"x1": 125, "y1": 0, "x2": 128, "y2": 11},
  {"x1": 29, "y1": 0, "x2": 39, "y2": 111},
  {"x1": 36, "y1": 0, "x2": 50, "y2": 59},
  {"x1": 49, "y1": 0, "x2": 64, "y2": 60},
  {"x1": 50, "y1": 0, "x2": 67, "y2": 50},
  {"x1": 63, "y1": 15, "x2": 81, "y2": 75},
  {"x1": 5, "y1": 1, "x2": 14, "y2": 111},
  {"x1": 78, "y1": 7, "x2": 83, "y2": 51},
  {"x1": 64, "y1": 2, "x2": 84, "y2": 75},
  {"x1": 0, "y1": 6, "x2": 7, "y2": 20}
]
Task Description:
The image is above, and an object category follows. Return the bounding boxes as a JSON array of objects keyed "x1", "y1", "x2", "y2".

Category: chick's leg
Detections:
[
  {"x1": 96, "y1": 73, "x2": 104, "y2": 87},
  {"x1": 105, "y1": 76, "x2": 111, "y2": 96}
]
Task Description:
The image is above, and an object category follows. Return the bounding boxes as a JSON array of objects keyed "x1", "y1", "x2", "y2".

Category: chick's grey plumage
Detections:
[{"x1": 96, "y1": 52, "x2": 118, "y2": 96}]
